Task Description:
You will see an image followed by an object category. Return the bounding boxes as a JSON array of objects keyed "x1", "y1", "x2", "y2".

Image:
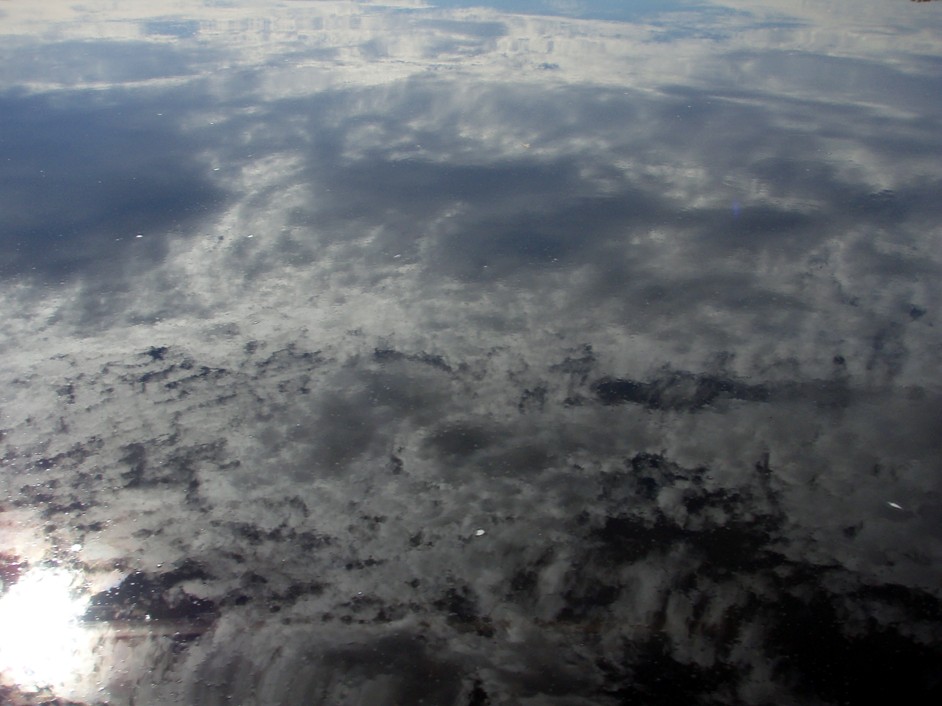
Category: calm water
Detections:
[{"x1": 1, "y1": 1, "x2": 941, "y2": 704}]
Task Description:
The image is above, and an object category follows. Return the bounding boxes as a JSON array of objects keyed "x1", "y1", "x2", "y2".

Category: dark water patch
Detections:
[
  {"x1": 146, "y1": 346, "x2": 170, "y2": 361},
  {"x1": 467, "y1": 679, "x2": 490, "y2": 706},
  {"x1": 599, "y1": 636, "x2": 739, "y2": 706},
  {"x1": 84, "y1": 564, "x2": 217, "y2": 623},
  {"x1": 550, "y1": 344, "x2": 598, "y2": 385},
  {"x1": 766, "y1": 587, "x2": 942, "y2": 705},
  {"x1": 425, "y1": 422, "x2": 499, "y2": 459},
  {"x1": 570, "y1": 448, "x2": 942, "y2": 704},
  {"x1": 592, "y1": 515, "x2": 779, "y2": 574},
  {"x1": 120, "y1": 439, "x2": 226, "y2": 489},
  {"x1": 319, "y1": 635, "x2": 466, "y2": 705},
  {"x1": 593, "y1": 372, "x2": 855, "y2": 410},
  {"x1": 374, "y1": 347, "x2": 453, "y2": 372},
  {"x1": 434, "y1": 585, "x2": 495, "y2": 637},
  {"x1": 592, "y1": 372, "x2": 769, "y2": 411}
]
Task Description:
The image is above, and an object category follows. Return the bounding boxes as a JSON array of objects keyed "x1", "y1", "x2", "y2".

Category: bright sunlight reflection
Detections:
[{"x1": 0, "y1": 567, "x2": 91, "y2": 693}]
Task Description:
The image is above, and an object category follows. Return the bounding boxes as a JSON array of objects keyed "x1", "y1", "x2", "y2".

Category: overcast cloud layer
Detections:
[{"x1": 1, "y1": 1, "x2": 941, "y2": 705}]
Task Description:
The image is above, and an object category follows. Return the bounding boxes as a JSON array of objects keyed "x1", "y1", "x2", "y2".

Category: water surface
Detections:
[{"x1": 1, "y1": 1, "x2": 941, "y2": 704}]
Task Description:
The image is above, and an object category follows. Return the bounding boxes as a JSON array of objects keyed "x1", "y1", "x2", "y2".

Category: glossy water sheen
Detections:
[{"x1": 1, "y1": 1, "x2": 941, "y2": 704}]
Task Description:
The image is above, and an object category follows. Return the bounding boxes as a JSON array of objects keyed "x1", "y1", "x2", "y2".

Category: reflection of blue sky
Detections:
[
  {"x1": 1, "y1": 1, "x2": 942, "y2": 704},
  {"x1": 0, "y1": 39, "x2": 220, "y2": 86},
  {"x1": 142, "y1": 18, "x2": 201, "y2": 38},
  {"x1": 0, "y1": 89, "x2": 226, "y2": 281},
  {"x1": 430, "y1": 0, "x2": 700, "y2": 22}
]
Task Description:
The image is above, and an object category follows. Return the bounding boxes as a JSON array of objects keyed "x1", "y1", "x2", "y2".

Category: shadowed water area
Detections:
[{"x1": 1, "y1": 1, "x2": 941, "y2": 704}]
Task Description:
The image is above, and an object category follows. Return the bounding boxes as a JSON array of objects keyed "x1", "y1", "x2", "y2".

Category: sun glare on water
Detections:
[{"x1": 0, "y1": 567, "x2": 93, "y2": 694}]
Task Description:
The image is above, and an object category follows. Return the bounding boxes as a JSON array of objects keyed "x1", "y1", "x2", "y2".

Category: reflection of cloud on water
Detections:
[
  {"x1": 3, "y1": 329, "x2": 940, "y2": 702},
  {"x1": 1, "y1": 0, "x2": 941, "y2": 704}
]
